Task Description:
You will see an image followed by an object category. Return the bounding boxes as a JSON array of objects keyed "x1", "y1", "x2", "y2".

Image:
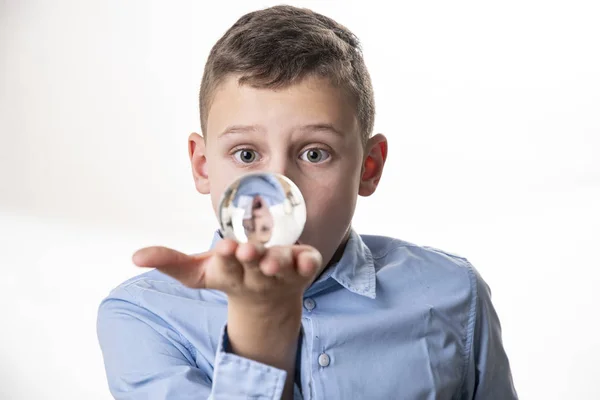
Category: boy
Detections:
[
  {"x1": 232, "y1": 174, "x2": 286, "y2": 245},
  {"x1": 97, "y1": 5, "x2": 518, "y2": 399}
]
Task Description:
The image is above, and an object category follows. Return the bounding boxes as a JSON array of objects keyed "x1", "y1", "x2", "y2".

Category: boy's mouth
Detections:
[{"x1": 252, "y1": 196, "x2": 264, "y2": 210}]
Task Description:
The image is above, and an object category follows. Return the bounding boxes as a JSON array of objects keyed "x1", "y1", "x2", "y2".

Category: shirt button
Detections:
[
  {"x1": 318, "y1": 353, "x2": 330, "y2": 367},
  {"x1": 303, "y1": 298, "x2": 316, "y2": 311}
]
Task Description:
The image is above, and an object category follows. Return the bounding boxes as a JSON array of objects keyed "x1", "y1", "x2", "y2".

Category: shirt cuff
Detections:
[{"x1": 211, "y1": 324, "x2": 287, "y2": 399}]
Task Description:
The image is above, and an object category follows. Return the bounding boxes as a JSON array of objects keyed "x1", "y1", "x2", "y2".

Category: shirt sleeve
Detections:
[
  {"x1": 462, "y1": 266, "x2": 519, "y2": 399},
  {"x1": 97, "y1": 286, "x2": 289, "y2": 400},
  {"x1": 211, "y1": 325, "x2": 287, "y2": 398}
]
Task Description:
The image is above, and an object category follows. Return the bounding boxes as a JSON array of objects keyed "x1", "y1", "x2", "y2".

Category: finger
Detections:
[
  {"x1": 214, "y1": 238, "x2": 238, "y2": 258},
  {"x1": 132, "y1": 246, "x2": 211, "y2": 288},
  {"x1": 259, "y1": 246, "x2": 293, "y2": 278},
  {"x1": 235, "y1": 242, "x2": 266, "y2": 265},
  {"x1": 203, "y1": 239, "x2": 246, "y2": 291},
  {"x1": 292, "y1": 245, "x2": 322, "y2": 278},
  {"x1": 213, "y1": 239, "x2": 243, "y2": 275},
  {"x1": 236, "y1": 242, "x2": 267, "y2": 288},
  {"x1": 133, "y1": 246, "x2": 197, "y2": 268}
]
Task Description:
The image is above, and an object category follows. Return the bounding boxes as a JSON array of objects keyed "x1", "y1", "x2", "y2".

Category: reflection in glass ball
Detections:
[{"x1": 217, "y1": 172, "x2": 306, "y2": 247}]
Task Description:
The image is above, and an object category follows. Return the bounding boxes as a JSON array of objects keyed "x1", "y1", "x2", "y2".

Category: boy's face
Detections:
[
  {"x1": 189, "y1": 75, "x2": 386, "y2": 266},
  {"x1": 243, "y1": 195, "x2": 274, "y2": 245}
]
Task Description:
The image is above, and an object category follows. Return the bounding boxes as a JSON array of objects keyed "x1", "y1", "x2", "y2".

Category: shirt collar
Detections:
[
  {"x1": 209, "y1": 228, "x2": 376, "y2": 299},
  {"x1": 327, "y1": 229, "x2": 376, "y2": 299}
]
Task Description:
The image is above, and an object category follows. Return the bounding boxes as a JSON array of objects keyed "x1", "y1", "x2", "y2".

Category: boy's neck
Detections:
[
  {"x1": 311, "y1": 227, "x2": 351, "y2": 283},
  {"x1": 329, "y1": 228, "x2": 351, "y2": 266}
]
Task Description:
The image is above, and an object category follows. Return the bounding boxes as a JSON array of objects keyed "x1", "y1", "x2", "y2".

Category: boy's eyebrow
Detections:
[
  {"x1": 297, "y1": 123, "x2": 345, "y2": 137},
  {"x1": 219, "y1": 124, "x2": 264, "y2": 137},
  {"x1": 218, "y1": 123, "x2": 345, "y2": 137}
]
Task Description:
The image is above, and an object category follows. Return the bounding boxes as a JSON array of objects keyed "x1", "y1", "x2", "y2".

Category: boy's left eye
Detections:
[
  {"x1": 300, "y1": 148, "x2": 330, "y2": 163},
  {"x1": 233, "y1": 149, "x2": 258, "y2": 163}
]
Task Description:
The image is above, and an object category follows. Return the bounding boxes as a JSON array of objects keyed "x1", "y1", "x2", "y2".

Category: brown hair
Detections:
[{"x1": 199, "y1": 5, "x2": 375, "y2": 144}]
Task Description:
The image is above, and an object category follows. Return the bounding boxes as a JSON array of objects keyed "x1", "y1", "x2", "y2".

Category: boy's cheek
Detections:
[{"x1": 305, "y1": 190, "x2": 356, "y2": 229}]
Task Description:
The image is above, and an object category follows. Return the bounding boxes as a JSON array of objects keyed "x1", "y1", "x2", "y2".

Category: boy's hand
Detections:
[
  {"x1": 133, "y1": 239, "x2": 323, "y2": 399},
  {"x1": 132, "y1": 238, "x2": 322, "y2": 303}
]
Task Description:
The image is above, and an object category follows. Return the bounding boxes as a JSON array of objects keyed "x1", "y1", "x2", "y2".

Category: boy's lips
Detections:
[{"x1": 252, "y1": 196, "x2": 263, "y2": 209}]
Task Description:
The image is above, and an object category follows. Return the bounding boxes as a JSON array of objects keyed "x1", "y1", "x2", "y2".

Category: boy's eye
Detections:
[
  {"x1": 233, "y1": 149, "x2": 258, "y2": 163},
  {"x1": 300, "y1": 148, "x2": 330, "y2": 163}
]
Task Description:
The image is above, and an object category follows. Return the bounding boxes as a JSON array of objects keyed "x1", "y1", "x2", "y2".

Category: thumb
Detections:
[{"x1": 132, "y1": 246, "x2": 212, "y2": 288}]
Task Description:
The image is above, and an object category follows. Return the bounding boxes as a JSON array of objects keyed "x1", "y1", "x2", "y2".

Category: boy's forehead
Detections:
[{"x1": 205, "y1": 75, "x2": 360, "y2": 140}]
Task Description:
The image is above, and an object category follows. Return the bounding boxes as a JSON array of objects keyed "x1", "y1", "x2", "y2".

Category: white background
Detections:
[{"x1": 1, "y1": 0, "x2": 599, "y2": 399}]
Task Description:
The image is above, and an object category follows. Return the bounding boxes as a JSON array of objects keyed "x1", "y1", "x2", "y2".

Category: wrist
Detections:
[
  {"x1": 226, "y1": 296, "x2": 302, "y2": 369},
  {"x1": 228, "y1": 294, "x2": 303, "y2": 321}
]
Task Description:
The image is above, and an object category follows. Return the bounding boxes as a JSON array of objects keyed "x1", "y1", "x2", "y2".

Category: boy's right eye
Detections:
[{"x1": 233, "y1": 149, "x2": 258, "y2": 164}]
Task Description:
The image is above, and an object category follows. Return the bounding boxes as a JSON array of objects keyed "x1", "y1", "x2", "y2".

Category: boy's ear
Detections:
[
  {"x1": 188, "y1": 132, "x2": 210, "y2": 194},
  {"x1": 359, "y1": 133, "x2": 388, "y2": 197}
]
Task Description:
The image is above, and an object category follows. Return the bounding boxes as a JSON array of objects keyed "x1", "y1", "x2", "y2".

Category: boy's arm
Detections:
[
  {"x1": 462, "y1": 266, "x2": 519, "y2": 399},
  {"x1": 97, "y1": 289, "x2": 293, "y2": 400}
]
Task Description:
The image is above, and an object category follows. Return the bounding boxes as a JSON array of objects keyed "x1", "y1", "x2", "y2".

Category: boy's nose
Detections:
[{"x1": 265, "y1": 156, "x2": 293, "y2": 179}]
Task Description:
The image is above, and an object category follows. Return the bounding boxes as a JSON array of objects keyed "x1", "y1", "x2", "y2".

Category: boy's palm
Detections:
[{"x1": 132, "y1": 239, "x2": 323, "y2": 302}]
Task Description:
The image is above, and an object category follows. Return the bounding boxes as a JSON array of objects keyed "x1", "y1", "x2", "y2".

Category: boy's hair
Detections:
[{"x1": 199, "y1": 5, "x2": 375, "y2": 145}]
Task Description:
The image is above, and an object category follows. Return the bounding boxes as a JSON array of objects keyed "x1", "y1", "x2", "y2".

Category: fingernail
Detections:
[{"x1": 312, "y1": 252, "x2": 322, "y2": 264}]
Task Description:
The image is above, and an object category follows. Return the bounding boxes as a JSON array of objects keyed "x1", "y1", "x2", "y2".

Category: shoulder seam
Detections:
[
  {"x1": 421, "y1": 245, "x2": 468, "y2": 261},
  {"x1": 369, "y1": 239, "x2": 410, "y2": 260},
  {"x1": 368, "y1": 238, "x2": 469, "y2": 264},
  {"x1": 108, "y1": 276, "x2": 152, "y2": 296},
  {"x1": 456, "y1": 259, "x2": 478, "y2": 399}
]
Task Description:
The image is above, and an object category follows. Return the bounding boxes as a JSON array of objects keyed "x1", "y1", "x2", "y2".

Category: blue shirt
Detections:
[
  {"x1": 233, "y1": 174, "x2": 286, "y2": 208},
  {"x1": 97, "y1": 229, "x2": 518, "y2": 399}
]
